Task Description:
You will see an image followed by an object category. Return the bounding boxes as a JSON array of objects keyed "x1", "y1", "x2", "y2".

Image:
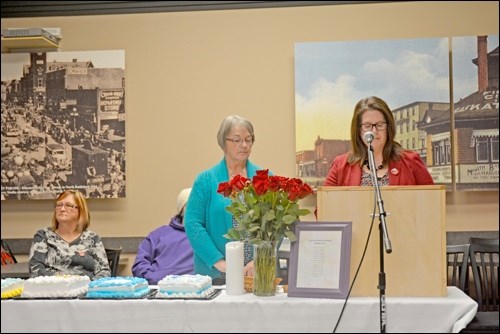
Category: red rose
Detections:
[
  {"x1": 298, "y1": 183, "x2": 314, "y2": 199},
  {"x1": 252, "y1": 169, "x2": 270, "y2": 195},
  {"x1": 253, "y1": 178, "x2": 269, "y2": 195},
  {"x1": 217, "y1": 182, "x2": 233, "y2": 197},
  {"x1": 230, "y1": 174, "x2": 249, "y2": 191},
  {"x1": 287, "y1": 185, "x2": 302, "y2": 201},
  {"x1": 269, "y1": 175, "x2": 288, "y2": 192}
]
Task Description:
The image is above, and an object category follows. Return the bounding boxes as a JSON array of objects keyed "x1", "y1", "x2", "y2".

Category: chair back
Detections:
[
  {"x1": 446, "y1": 244, "x2": 470, "y2": 292},
  {"x1": 105, "y1": 247, "x2": 122, "y2": 277},
  {"x1": 469, "y1": 237, "x2": 499, "y2": 312},
  {"x1": 1, "y1": 239, "x2": 17, "y2": 265}
]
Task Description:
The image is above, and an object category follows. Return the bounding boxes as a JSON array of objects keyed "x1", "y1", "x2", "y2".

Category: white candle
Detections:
[{"x1": 225, "y1": 241, "x2": 244, "y2": 295}]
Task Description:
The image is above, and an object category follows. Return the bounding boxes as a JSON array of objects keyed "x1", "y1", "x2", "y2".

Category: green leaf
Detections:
[
  {"x1": 297, "y1": 208, "x2": 311, "y2": 216},
  {"x1": 225, "y1": 228, "x2": 242, "y2": 241},
  {"x1": 263, "y1": 210, "x2": 276, "y2": 221},
  {"x1": 248, "y1": 226, "x2": 260, "y2": 233},
  {"x1": 285, "y1": 230, "x2": 297, "y2": 242}
]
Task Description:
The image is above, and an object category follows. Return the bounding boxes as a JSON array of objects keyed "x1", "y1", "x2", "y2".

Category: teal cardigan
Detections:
[{"x1": 184, "y1": 158, "x2": 264, "y2": 278}]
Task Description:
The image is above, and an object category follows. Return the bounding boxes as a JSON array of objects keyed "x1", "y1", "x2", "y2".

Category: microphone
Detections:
[{"x1": 363, "y1": 131, "x2": 375, "y2": 144}]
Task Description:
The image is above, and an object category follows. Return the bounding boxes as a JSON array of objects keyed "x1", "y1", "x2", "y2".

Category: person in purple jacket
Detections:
[{"x1": 132, "y1": 188, "x2": 194, "y2": 284}]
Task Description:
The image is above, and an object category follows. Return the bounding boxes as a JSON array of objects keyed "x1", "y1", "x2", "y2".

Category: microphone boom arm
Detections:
[{"x1": 367, "y1": 144, "x2": 392, "y2": 253}]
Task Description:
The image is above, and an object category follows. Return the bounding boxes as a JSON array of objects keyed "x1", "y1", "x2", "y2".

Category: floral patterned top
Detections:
[
  {"x1": 361, "y1": 170, "x2": 389, "y2": 186},
  {"x1": 29, "y1": 227, "x2": 111, "y2": 280}
]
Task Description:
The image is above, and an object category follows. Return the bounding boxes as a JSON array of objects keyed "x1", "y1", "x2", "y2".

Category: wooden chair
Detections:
[
  {"x1": 446, "y1": 244, "x2": 470, "y2": 292},
  {"x1": 469, "y1": 237, "x2": 499, "y2": 312},
  {"x1": 105, "y1": 247, "x2": 122, "y2": 277},
  {"x1": 1, "y1": 239, "x2": 17, "y2": 265},
  {"x1": 460, "y1": 237, "x2": 499, "y2": 334}
]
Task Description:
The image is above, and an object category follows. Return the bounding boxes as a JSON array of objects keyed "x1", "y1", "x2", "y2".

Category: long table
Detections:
[{"x1": 1, "y1": 287, "x2": 476, "y2": 333}]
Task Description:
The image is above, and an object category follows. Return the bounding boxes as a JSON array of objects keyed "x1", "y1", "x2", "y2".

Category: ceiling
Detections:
[{"x1": 1, "y1": 1, "x2": 400, "y2": 18}]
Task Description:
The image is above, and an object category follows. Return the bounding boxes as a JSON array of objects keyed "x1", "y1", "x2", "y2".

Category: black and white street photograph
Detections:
[{"x1": 1, "y1": 50, "x2": 126, "y2": 200}]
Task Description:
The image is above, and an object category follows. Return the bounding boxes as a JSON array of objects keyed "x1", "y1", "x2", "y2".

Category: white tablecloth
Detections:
[{"x1": 1, "y1": 287, "x2": 477, "y2": 333}]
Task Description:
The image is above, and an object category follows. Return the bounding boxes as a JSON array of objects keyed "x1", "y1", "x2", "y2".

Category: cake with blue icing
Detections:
[
  {"x1": 1, "y1": 278, "x2": 24, "y2": 299},
  {"x1": 86, "y1": 276, "x2": 150, "y2": 298},
  {"x1": 157, "y1": 274, "x2": 213, "y2": 298}
]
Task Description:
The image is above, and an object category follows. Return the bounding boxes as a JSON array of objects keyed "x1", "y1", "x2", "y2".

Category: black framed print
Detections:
[{"x1": 288, "y1": 221, "x2": 352, "y2": 299}]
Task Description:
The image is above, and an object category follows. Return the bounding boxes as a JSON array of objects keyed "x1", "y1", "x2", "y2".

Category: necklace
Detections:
[{"x1": 364, "y1": 159, "x2": 383, "y2": 171}]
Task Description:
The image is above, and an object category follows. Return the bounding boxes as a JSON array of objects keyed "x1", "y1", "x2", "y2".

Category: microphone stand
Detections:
[{"x1": 366, "y1": 142, "x2": 392, "y2": 333}]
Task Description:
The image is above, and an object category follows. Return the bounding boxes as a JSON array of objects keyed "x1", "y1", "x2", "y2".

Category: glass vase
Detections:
[{"x1": 253, "y1": 240, "x2": 277, "y2": 296}]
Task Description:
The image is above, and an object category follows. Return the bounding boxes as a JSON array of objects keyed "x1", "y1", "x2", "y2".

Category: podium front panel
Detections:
[{"x1": 317, "y1": 185, "x2": 446, "y2": 297}]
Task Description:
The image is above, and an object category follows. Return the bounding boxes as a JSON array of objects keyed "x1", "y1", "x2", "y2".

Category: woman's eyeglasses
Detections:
[
  {"x1": 360, "y1": 122, "x2": 387, "y2": 132},
  {"x1": 54, "y1": 203, "x2": 79, "y2": 210},
  {"x1": 226, "y1": 138, "x2": 253, "y2": 146}
]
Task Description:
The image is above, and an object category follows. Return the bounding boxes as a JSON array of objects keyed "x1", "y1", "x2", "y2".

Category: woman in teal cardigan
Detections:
[{"x1": 184, "y1": 115, "x2": 266, "y2": 282}]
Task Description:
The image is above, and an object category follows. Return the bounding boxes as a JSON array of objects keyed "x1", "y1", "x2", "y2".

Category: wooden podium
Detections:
[{"x1": 316, "y1": 185, "x2": 446, "y2": 297}]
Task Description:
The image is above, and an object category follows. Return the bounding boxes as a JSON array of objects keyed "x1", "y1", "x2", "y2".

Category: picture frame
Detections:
[{"x1": 287, "y1": 221, "x2": 352, "y2": 299}]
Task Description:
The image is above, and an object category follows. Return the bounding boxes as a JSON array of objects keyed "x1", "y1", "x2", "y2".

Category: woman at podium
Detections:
[{"x1": 324, "y1": 96, "x2": 434, "y2": 187}]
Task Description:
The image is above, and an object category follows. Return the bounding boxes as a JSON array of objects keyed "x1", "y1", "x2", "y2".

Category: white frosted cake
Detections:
[
  {"x1": 86, "y1": 277, "x2": 150, "y2": 298},
  {"x1": 157, "y1": 274, "x2": 214, "y2": 298},
  {"x1": 1, "y1": 278, "x2": 24, "y2": 299},
  {"x1": 21, "y1": 275, "x2": 90, "y2": 298}
]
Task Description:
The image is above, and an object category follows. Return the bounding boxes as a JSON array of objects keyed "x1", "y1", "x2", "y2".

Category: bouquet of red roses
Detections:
[{"x1": 217, "y1": 169, "x2": 313, "y2": 243}]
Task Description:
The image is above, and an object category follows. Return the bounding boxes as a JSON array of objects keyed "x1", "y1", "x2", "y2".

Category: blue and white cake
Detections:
[
  {"x1": 86, "y1": 277, "x2": 150, "y2": 298},
  {"x1": 157, "y1": 274, "x2": 213, "y2": 298},
  {"x1": 1, "y1": 278, "x2": 24, "y2": 299}
]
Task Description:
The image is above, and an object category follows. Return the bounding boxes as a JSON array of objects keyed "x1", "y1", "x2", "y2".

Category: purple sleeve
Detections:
[{"x1": 131, "y1": 236, "x2": 155, "y2": 283}]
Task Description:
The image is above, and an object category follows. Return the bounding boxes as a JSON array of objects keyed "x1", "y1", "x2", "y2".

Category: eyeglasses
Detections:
[
  {"x1": 360, "y1": 122, "x2": 388, "y2": 132},
  {"x1": 226, "y1": 138, "x2": 253, "y2": 146},
  {"x1": 54, "y1": 203, "x2": 79, "y2": 210}
]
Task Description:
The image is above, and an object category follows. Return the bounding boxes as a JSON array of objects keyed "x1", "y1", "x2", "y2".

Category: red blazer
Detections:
[{"x1": 324, "y1": 150, "x2": 434, "y2": 186}]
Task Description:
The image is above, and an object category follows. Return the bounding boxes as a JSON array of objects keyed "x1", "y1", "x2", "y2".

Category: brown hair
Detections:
[
  {"x1": 51, "y1": 190, "x2": 90, "y2": 233},
  {"x1": 347, "y1": 96, "x2": 404, "y2": 165}
]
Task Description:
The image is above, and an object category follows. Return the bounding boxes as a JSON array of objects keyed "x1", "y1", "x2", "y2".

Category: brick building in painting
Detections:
[
  {"x1": 420, "y1": 36, "x2": 498, "y2": 190},
  {"x1": 296, "y1": 137, "x2": 350, "y2": 188},
  {"x1": 392, "y1": 101, "x2": 449, "y2": 164}
]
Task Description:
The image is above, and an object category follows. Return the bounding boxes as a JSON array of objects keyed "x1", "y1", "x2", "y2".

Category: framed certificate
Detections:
[{"x1": 287, "y1": 221, "x2": 352, "y2": 299}]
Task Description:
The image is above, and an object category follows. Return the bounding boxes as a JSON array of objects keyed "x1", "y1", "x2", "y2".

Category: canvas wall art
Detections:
[
  {"x1": 1, "y1": 50, "x2": 126, "y2": 200},
  {"x1": 295, "y1": 35, "x2": 498, "y2": 191}
]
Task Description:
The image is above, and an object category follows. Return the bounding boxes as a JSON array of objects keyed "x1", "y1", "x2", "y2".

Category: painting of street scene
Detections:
[
  {"x1": 1, "y1": 50, "x2": 126, "y2": 200},
  {"x1": 295, "y1": 35, "x2": 498, "y2": 191}
]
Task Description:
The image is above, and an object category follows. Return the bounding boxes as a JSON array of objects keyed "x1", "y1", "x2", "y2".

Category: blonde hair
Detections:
[{"x1": 51, "y1": 190, "x2": 90, "y2": 233}]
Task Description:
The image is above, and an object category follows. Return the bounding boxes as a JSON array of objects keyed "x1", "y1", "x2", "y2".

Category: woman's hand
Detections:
[
  {"x1": 243, "y1": 260, "x2": 254, "y2": 277},
  {"x1": 213, "y1": 259, "x2": 226, "y2": 273}
]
